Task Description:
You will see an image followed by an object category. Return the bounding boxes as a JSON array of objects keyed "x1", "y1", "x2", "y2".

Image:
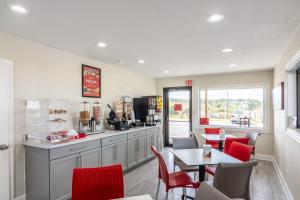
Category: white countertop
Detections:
[{"x1": 24, "y1": 126, "x2": 160, "y2": 149}]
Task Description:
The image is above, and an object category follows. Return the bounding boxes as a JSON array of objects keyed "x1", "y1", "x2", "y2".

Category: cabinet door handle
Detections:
[
  {"x1": 70, "y1": 146, "x2": 88, "y2": 151},
  {"x1": 114, "y1": 145, "x2": 117, "y2": 162},
  {"x1": 151, "y1": 135, "x2": 154, "y2": 145},
  {"x1": 80, "y1": 154, "x2": 83, "y2": 167},
  {"x1": 137, "y1": 139, "x2": 139, "y2": 152}
]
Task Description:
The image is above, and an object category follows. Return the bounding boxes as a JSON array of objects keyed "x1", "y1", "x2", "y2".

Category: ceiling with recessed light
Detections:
[{"x1": 1, "y1": 0, "x2": 300, "y2": 77}]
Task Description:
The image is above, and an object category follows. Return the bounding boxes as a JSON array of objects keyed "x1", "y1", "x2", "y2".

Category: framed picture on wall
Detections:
[
  {"x1": 82, "y1": 64, "x2": 101, "y2": 98},
  {"x1": 272, "y1": 82, "x2": 284, "y2": 110}
]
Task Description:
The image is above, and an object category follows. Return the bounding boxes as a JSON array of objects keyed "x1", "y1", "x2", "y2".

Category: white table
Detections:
[
  {"x1": 172, "y1": 148, "x2": 241, "y2": 182},
  {"x1": 200, "y1": 134, "x2": 236, "y2": 151},
  {"x1": 115, "y1": 195, "x2": 153, "y2": 200}
]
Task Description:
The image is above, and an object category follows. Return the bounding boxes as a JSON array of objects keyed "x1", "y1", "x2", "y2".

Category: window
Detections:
[{"x1": 199, "y1": 87, "x2": 266, "y2": 129}]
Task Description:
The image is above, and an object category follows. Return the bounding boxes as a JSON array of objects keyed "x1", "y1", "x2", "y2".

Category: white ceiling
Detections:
[{"x1": 1, "y1": 0, "x2": 300, "y2": 77}]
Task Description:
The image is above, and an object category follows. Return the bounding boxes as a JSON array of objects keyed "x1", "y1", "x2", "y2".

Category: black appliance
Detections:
[
  {"x1": 106, "y1": 104, "x2": 129, "y2": 131},
  {"x1": 133, "y1": 96, "x2": 162, "y2": 126}
]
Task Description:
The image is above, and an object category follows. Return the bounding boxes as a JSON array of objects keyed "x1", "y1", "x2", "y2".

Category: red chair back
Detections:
[
  {"x1": 72, "y1": 164, "x2": 124, "y2": 200},
  {"x1": 204, "y1": 128, "x2": 221, "y2": 148},
  {"x1": 227, "y1": 141, "x2": 253, "y2": 162},
  {"x1": 224, "y1": 137, "x2": 250, "y2": 154},
  {"x1": 204, "y1": 128, "x2": 220, "y2": 134},
  {"x1": 151, "y1": 145, "x2": 169, "y2": 186},
  {"x1": 151, "y1": 145, "x2": 160, "y2": 156},
  {"x1": 200, "y1": 117, "x2": 209, "y2": 125}
]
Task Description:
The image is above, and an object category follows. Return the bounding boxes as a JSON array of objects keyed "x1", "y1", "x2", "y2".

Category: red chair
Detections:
[
  {"x1": 227, "y1": 141, "x2": 253, "y2": 162},
  {"x1": 151, "y1": 145, "x2": 200, "y2": 200},
  {"x1": 223, "y1": 137, "x2": 250, "y2": 154},
  {"x1": 72, "y1": 164, "x2": 124, "y2": 200},
  {"x1": 200, "y1": 117, "x2": 209, "y2": 125},
  {"x1": 206, "y1": 141, "x2": 253, "y2": 176},
  {"x1": 204, "y1": 128, "x2": 221, "y2": 149}
]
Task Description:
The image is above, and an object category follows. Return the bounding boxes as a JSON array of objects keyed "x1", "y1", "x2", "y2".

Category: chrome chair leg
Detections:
[
  {"x1": 155, "y1": 179, "x2": 160, "y2": 200},
  {"x1": 165, "y1": 191, "x2": 168, "y2": 200},
  {"x1": 183, "y1": 187, "x2": 187, "y2": 200}
]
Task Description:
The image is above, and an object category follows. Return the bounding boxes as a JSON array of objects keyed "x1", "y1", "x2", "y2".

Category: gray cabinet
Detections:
[
  {"x1": 25, "y1": 127, "x2": 162, "y2": 200},
  {"x1": 102, "y1": 144, "x2": 115, "y2": 166},
  {"x1": 81, "y1": 148, "x2": 101, "y2": 168},
  {"x1": 50, "y1": 148, "x2": 101, "y2": 200},
  {"x1": 50, "y1": 154, "x2": 80, "y2": 200},
  {"x1": 102, "y1": 135, "x2": 127, "y2": 169},
  {"x1": 25, "y1": 140, "x2": 101, "y2": 200},
  {"x1": 146, "y1": 134, "x2": 158, "y2": 157},
  {"x1": 128, "y1": 136, "x2": 146, "y2": 168}
]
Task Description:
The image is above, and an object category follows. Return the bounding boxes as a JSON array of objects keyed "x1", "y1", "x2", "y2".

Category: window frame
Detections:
[{"x1": 197, "y1": 83, "x2": 270, "y2": 133}]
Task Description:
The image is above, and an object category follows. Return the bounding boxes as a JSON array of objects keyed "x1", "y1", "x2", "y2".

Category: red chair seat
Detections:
[
  {"x1": 169, "y1": 171, "x2": 200, "y2": 188},
  {"x1": 205, "y1": 166, "x2": 216, "y2": 176}
]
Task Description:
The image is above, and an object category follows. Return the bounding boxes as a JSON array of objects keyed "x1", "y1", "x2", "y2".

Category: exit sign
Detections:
[{"x1": 186, "y1": 80, "x2": 193, "y2": 86}]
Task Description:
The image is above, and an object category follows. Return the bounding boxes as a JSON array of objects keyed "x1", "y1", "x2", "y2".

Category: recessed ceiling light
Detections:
[
  {"x1": 221, "y1": 48, "x2": 234, "y2": 53},
  {"x1": 206, "y1": 14, "x2": 224, "y2": 23},
  {"x1": 7, "y1": 4, "x2": 28, "y2": 14},
  {"x1": 137, "y1": 59, "x2": 145, "y2": 64},
  {"x1": 228, "y1": 64, "x2": 237, "y2": 67},
  {"x1": 97, "y1": 42, "x2": 107, "y2": 48},
  {"x1": 163, "y1": 70, "x2": 169, "y2": 74},
  {"x1": 119, "y1": 61, "x2": 125, "y2": 64}
]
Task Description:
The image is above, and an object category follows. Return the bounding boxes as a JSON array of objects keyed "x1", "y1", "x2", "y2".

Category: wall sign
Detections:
[
  {"x1": 185, "y1": 80, "x2": 193, "y2": 87},
  {"x1": 174, "y1": 103, "x2": 182, "y2": 112},
  {"x1": 82, "y1": 64, "x2": 101, "y2": 98}
]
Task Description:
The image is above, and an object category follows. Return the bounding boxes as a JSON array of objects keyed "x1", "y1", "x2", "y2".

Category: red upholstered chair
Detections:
[
  {"x1": 151, "y1": 145, "x2": 200, "y2": 200},
  {"x1": 223, "y1": 137, "x2": 250, "y2": 154},
  {"x1": 72, "y1": 164, "x2": 124, "y2": 200},
  {"x1": 227, "y1": 141, "x2": 253, "y2": 162},
  {"x1": 204, "y1": 128, "x2": 221, "y2": 149},
  {"x1": 200, "y1": 117, "x2": 209, "y2": 125},
  {"x1": 206, "y1": 141, "x2": 253, "y2": 176}
]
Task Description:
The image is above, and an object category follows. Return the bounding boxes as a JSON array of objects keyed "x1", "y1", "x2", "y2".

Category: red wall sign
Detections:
[
  {"x1": 186, "y1": 80, "x2": 193, "y2": 87},
  {"x1": 174, "y1": 103, "x2": 183, "y2": 112},
  {"x1": 82, "y1": 65, "x2": 101, "y2": 98}
]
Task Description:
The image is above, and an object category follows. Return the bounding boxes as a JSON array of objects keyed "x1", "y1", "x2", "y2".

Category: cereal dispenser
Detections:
[
  {"x1": 91, "y1": 101, "x2": 104, "y2": 133},
  {"x1": 79, "y1": 100, "x2": 90, "y2": 132}
]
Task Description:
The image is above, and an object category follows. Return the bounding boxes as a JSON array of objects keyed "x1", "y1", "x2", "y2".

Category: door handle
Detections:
[{"x1": 0, "y1": 144, "x2": 9, "y2": 151}]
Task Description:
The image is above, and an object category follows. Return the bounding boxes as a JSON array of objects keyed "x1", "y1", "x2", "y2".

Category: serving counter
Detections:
[{"x1": 24, "y1": 126, "x2": 162, "y2": 200}]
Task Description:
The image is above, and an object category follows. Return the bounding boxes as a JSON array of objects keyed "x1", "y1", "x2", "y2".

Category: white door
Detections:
[{"x1": 0, "y1": 59, "x2": 13, "y2": 200}]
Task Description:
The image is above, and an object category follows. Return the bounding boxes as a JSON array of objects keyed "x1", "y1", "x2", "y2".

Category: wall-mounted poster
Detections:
[
  {"x1": 272, "y1": 82, "x2": 284, "y2": 110},
  {"x1": 82, "y1": 65, "x2": 101, "y2": 98}
]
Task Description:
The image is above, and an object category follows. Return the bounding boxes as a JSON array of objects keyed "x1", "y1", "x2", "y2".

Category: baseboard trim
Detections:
[
  {"x1": 15, "y1": 194, "x2": 26, "y2": 200},
  {"x1": 272, "y1": 159, "x2": 294, "y2": 200},
  {"x1": 254, "y1": 154, "x2": 273, "y2": 161}
]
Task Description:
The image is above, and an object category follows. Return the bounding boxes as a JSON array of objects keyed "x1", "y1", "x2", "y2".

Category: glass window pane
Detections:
[{"x1": 200, "y1": 87, "x2": 264, "y2": 128}]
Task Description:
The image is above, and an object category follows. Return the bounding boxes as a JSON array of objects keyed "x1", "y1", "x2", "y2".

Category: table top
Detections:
[
  {"x1": 115, "y1": 195, "x2": 153, "y2": 200},
  {"x1": 172, "y1": 148, "x2": 242, "y2": 166},
  {"x1": 200, "y1": 134, "x2": 235, "y2": 141}
]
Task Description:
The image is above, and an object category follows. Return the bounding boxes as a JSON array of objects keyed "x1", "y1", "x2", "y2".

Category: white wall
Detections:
[
  {"x1": 157, "y1": 70, "x2": 274, "y2": 156},
  {"x1": 0, "y1": 33, "x2": 157, "y2": 198},
  {"x1": 273, "y1": 24, "x2": 300, "y2": 200}
]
